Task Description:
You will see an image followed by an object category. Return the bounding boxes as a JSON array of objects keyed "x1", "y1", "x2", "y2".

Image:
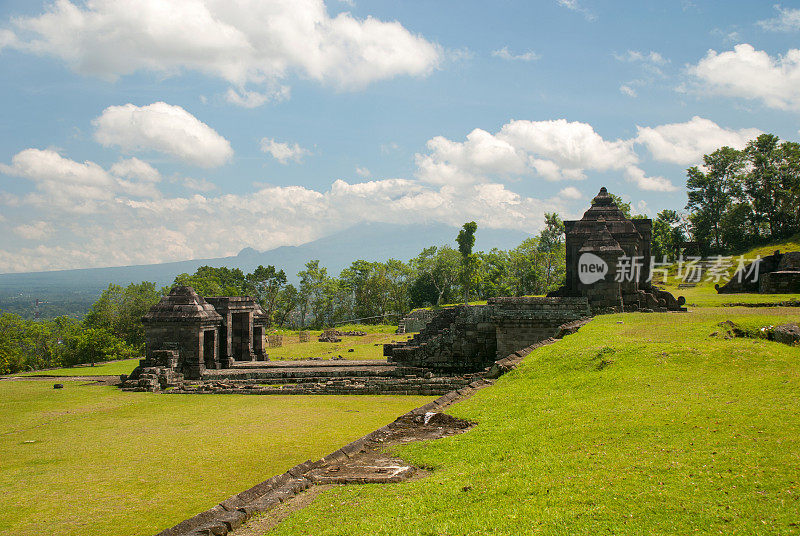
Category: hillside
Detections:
[
  {"x1": 660, "y1": 233, "x2": 800, "y2": 307},
  {"x1": 264, "y1": 306, "x2": 800, "y2": 535},
  {"x1": 0, "y1": 223, "x2": 531, "y2": 318}
]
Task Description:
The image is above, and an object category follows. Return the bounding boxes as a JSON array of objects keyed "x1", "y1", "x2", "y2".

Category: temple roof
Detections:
[
  {"x1": 142, "y1": 286, "x2": 223, "y2": 323},
  {"x1": 568, "y1": 187, "x2": 642, "y2": 238},
  {"x1": 578, "y1": 221, "x2": 624, "y2": 253}
]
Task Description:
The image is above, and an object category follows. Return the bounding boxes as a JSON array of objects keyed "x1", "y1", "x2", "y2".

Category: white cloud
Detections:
[
  {"x1": 492, "y1": 47, "x2": 540, "y2": 62},
  {"x1": 13, "y1": 221, "x2": 52, "y2": 240},
  {"x1": 620, "y1": 85, "x2": 637, "y2": 97},
  {"x1": 0, "y1": 176, "x2": 564, "y2": 272},
  {"x1": 260, "y1": 138, "x2": 311, "y2": 164},
  {"x1": 559, "y1": 186, "x2": 582, "y2": 199},
  {"x1": 689, "y1": 44, "x2": 800, "y2": 110},
  {"x1": 93, "y1": 102, "x2": 233, "y2": 168},
  {"x1": 623, "y1": 167, "x2": 675, "y2": 192},
  {"x1": 4, "y1": 0, "x2": 441, "y2": 103},
  {"x1": 110, "y1": 157, "x2": 161, "y2": 182},
  {"x1": 415, "y1": 119, "x2": 675, "y2": 191},
  {"x1": 380, "y1": 142, "x2": 400, "y2": 154},
  {"x1": 613, "y1": 50, "x2": 667, "y2": 65},
  {"x1": 182, "y1": 177, "x2": 217, "y2": 192},
  {"x1": 225, "y1": 86, "x2": 290, "y2": 108},
  {"x1": 636, "y1": 116, "x2": 761, "y2": 165},
  {"x1": 758, "y1": 5, "x2": 800, "y2": 32},
  {"x1": 557, "y1": 0, "x2": 596, "y2": 21},
  {"x1": 355, "y1": 166, "x2": 371, "y2": 177},
  {"x1": 0, "y1": 148, "x2": 161, "y2": 212}
]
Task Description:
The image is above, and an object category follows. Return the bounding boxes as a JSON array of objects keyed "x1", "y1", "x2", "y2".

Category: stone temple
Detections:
[
  {"x1": 548, "y1": 187, "x2": 685, "y2": 312},
  {"x1": 139, "y1": 286, "x2": 268, "y2": 380}
]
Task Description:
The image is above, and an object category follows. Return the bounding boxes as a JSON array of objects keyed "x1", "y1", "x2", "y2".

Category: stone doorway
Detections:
[
  {"x1": 203, "y1": 329, "x2": 216, "y2": 369},
  {"x1": 231, "y1": 312, "x2": 250, "y2": 361}
]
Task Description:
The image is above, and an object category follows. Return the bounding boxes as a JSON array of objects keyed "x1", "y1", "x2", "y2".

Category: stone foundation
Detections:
[{"x1": 385, "y1": 297, "x2": 590, "y2": 372}]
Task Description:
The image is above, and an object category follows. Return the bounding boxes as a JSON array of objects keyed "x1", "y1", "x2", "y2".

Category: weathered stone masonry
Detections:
[
  {"x1": 548, "y1": 187, "x2": 685, "y2": 313},
  {"x1": 133, "y1": 286, "x2": 269, "y2": 382},
  {"x1": 384, "y1": 297, "x2": 591, "y2": 372}
]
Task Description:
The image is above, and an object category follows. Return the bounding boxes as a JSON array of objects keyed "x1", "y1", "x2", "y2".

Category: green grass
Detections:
[
  {"x1": 268, "y1": 306, "x2": 800, "y2": 535},
  {"x1": 653, "y1": 234, "x2": 800, "y2": 308},
  {"x1": 14, "y1": 358, "x2": 140, "y2": 377},
  {"x1": 0, "y1": 383, "x2": 432, "y2": 536},
  {"x1": 268, "y1": 325, "x2": 411, "y2": 361}
]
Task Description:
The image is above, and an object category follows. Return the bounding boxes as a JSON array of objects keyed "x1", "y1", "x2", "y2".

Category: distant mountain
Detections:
[{"x1": 0, "y1": 223, "x2": 532, "y2": 317}]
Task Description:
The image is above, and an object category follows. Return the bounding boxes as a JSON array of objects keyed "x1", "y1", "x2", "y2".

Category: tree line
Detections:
[
  {"x1": 651, "y1": 133, "x2": 800, "y2": 259},
  {"x1": 0, "y1": 216, "x2": 565, "y2": 374},
  {"x1": 173, "y1": 215, "x2": 565, "y2": 328}
]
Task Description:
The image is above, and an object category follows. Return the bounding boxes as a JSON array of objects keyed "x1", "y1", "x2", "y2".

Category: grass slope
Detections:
[
  {"x1": 0, "y1": 384, "x2": 431, "y2": 536},
  {"x1": 659, "y1": 234, "x2": 800, "y2": 307},
  {"x1": 269, "y1": 307, "x2": 800, "y2": 535}
]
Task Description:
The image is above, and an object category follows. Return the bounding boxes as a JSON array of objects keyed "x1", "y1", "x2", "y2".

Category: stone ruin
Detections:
[
  {"x1": 123, "y1": 287, "x2": 269, "y2": 389},
  {"x1": 716, "y1": 250, "x2": 800, "y2": 294},
  {"x1": 548, "y1": 187, "x2": 685, "y2": 313},
  {"x1": 385, "y1": 297, "x2": 590, "y2": 372}
]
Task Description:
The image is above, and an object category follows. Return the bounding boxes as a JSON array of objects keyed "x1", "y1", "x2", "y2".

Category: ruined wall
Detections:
[
  {"x1": 386, "y1": 297, "x2": 590, "y2": 372},
  {"x1": 397, "y1": 309, "x2": 437, "y2": 333}
]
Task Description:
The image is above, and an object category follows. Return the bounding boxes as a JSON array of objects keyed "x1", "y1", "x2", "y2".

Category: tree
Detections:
[
  {"x1": 246, "y1": 265, "x2": 286, "y2": 327},
  {"x1": 173, "y1": 266, "x2": 249, "y2": 296},
  {"x1": 297, "y1": 260, "x2": 331, "y2": 328},
  {"x1": 538, "y1": 213, "x2": 565, "y2": 291},
  {"x1": 410, "y1": 246, "x2": 461, "y2": 306},
  {"x1": 744, "y1": 135, "x2": 800, "y2": 240},
  {"x1": 273, "y1": 284, "x2": 300, "y2": 328},
  {"x1": 651, "y1": 209, "x2": 685, "y2": 261},
  {"x1": 686, "y1": 146, "x2": 746, "y2": 254},
  {"x1": 83, "y1": 282, "x2": 163, "y2": 350},
  {"x1": 456, "y1": 221, "x2": 478, "y2": 304}
]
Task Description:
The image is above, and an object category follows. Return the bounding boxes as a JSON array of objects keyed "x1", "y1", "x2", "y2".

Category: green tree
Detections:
[
  {"x1": 83, "y1": 282, "x2": 163, "y2": 351},
  {"x1": 246, "y1": 265, "x2": 287, "y2": 327},
  {"x1": 538, "y1": 213, "x2": 566, "y2": 292},
  {"x1": 410, "y1": 246, "x2": 461, "y2": 306},
  {"x1": 173, "y1": 266, "x2": 249, "y2": 296},
  {"x1": 651, "y1": 209, "x2": 685, "y2": 261},
  {"x1": 686, "y1": 146, "x2": 746, "y2": 254},
  {"x1": 744, "y1": 135, "x2": 800, "y2": 240},
  {"x1": 456, "y1": 222, "x2": 478, "y2": 304}
]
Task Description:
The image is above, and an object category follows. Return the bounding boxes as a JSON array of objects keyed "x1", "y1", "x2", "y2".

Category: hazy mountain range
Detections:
[{"x1": 0, "y1": 223, "x2": 531, "y2": 318}]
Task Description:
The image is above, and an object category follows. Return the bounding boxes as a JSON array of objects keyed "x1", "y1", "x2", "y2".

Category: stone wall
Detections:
[
  {"x1": 397, "y1": 309, "x2": 437, "y2": 333},
  {"x1": 385, "y1": 297, "x2": 590, "y2": 372}
]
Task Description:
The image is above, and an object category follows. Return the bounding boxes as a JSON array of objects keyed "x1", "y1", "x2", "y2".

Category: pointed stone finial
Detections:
[{"x1": 591, "y1": 187, "x2": 614, "y2": 206}]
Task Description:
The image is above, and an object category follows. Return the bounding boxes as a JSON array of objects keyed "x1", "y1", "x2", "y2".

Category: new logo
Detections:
[{"x1": 578, "y1": 252, "x2": 608, "y2": 285}]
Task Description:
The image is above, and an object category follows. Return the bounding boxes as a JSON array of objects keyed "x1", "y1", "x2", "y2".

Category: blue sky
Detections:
[{"x1": 1, "y1": 0, "x2": 799, "y2": 272}]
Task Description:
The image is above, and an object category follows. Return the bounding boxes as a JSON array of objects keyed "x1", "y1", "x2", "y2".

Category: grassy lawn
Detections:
[
  {"x1": 0, "y1": 383, "x2": 432, "y2": 536},
  {"x1": 15, "y1": 358, "x2": 140, "y2": 377},
  {"x1": 656, "y1": 233, "x2": 800, "y2": 308},
  {"x1": 268, "y1": 324, "x2": 411, "y2": 361},
  {"x1": 268, "y1": 305, "x2": 800, "y2": 535}
]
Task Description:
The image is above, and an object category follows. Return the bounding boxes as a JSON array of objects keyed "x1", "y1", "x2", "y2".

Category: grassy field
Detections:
[
  {"x1": 16, "y1": 358, "x2": 141, "y2": 377},
  {"x1": 0, "y1": 383, "x2": 432, "y2": 536},
  {"x1": 267, "y1": 305, "x2": 800, "y2": 535},
  {"x1": 268, "y1": 329, "x2": 411, "y2": 361}
]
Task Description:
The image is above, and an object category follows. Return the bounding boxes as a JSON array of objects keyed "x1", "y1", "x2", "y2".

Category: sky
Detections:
[{"x1": 1, "y1": 0, "x2": 799, "y2": 273}]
